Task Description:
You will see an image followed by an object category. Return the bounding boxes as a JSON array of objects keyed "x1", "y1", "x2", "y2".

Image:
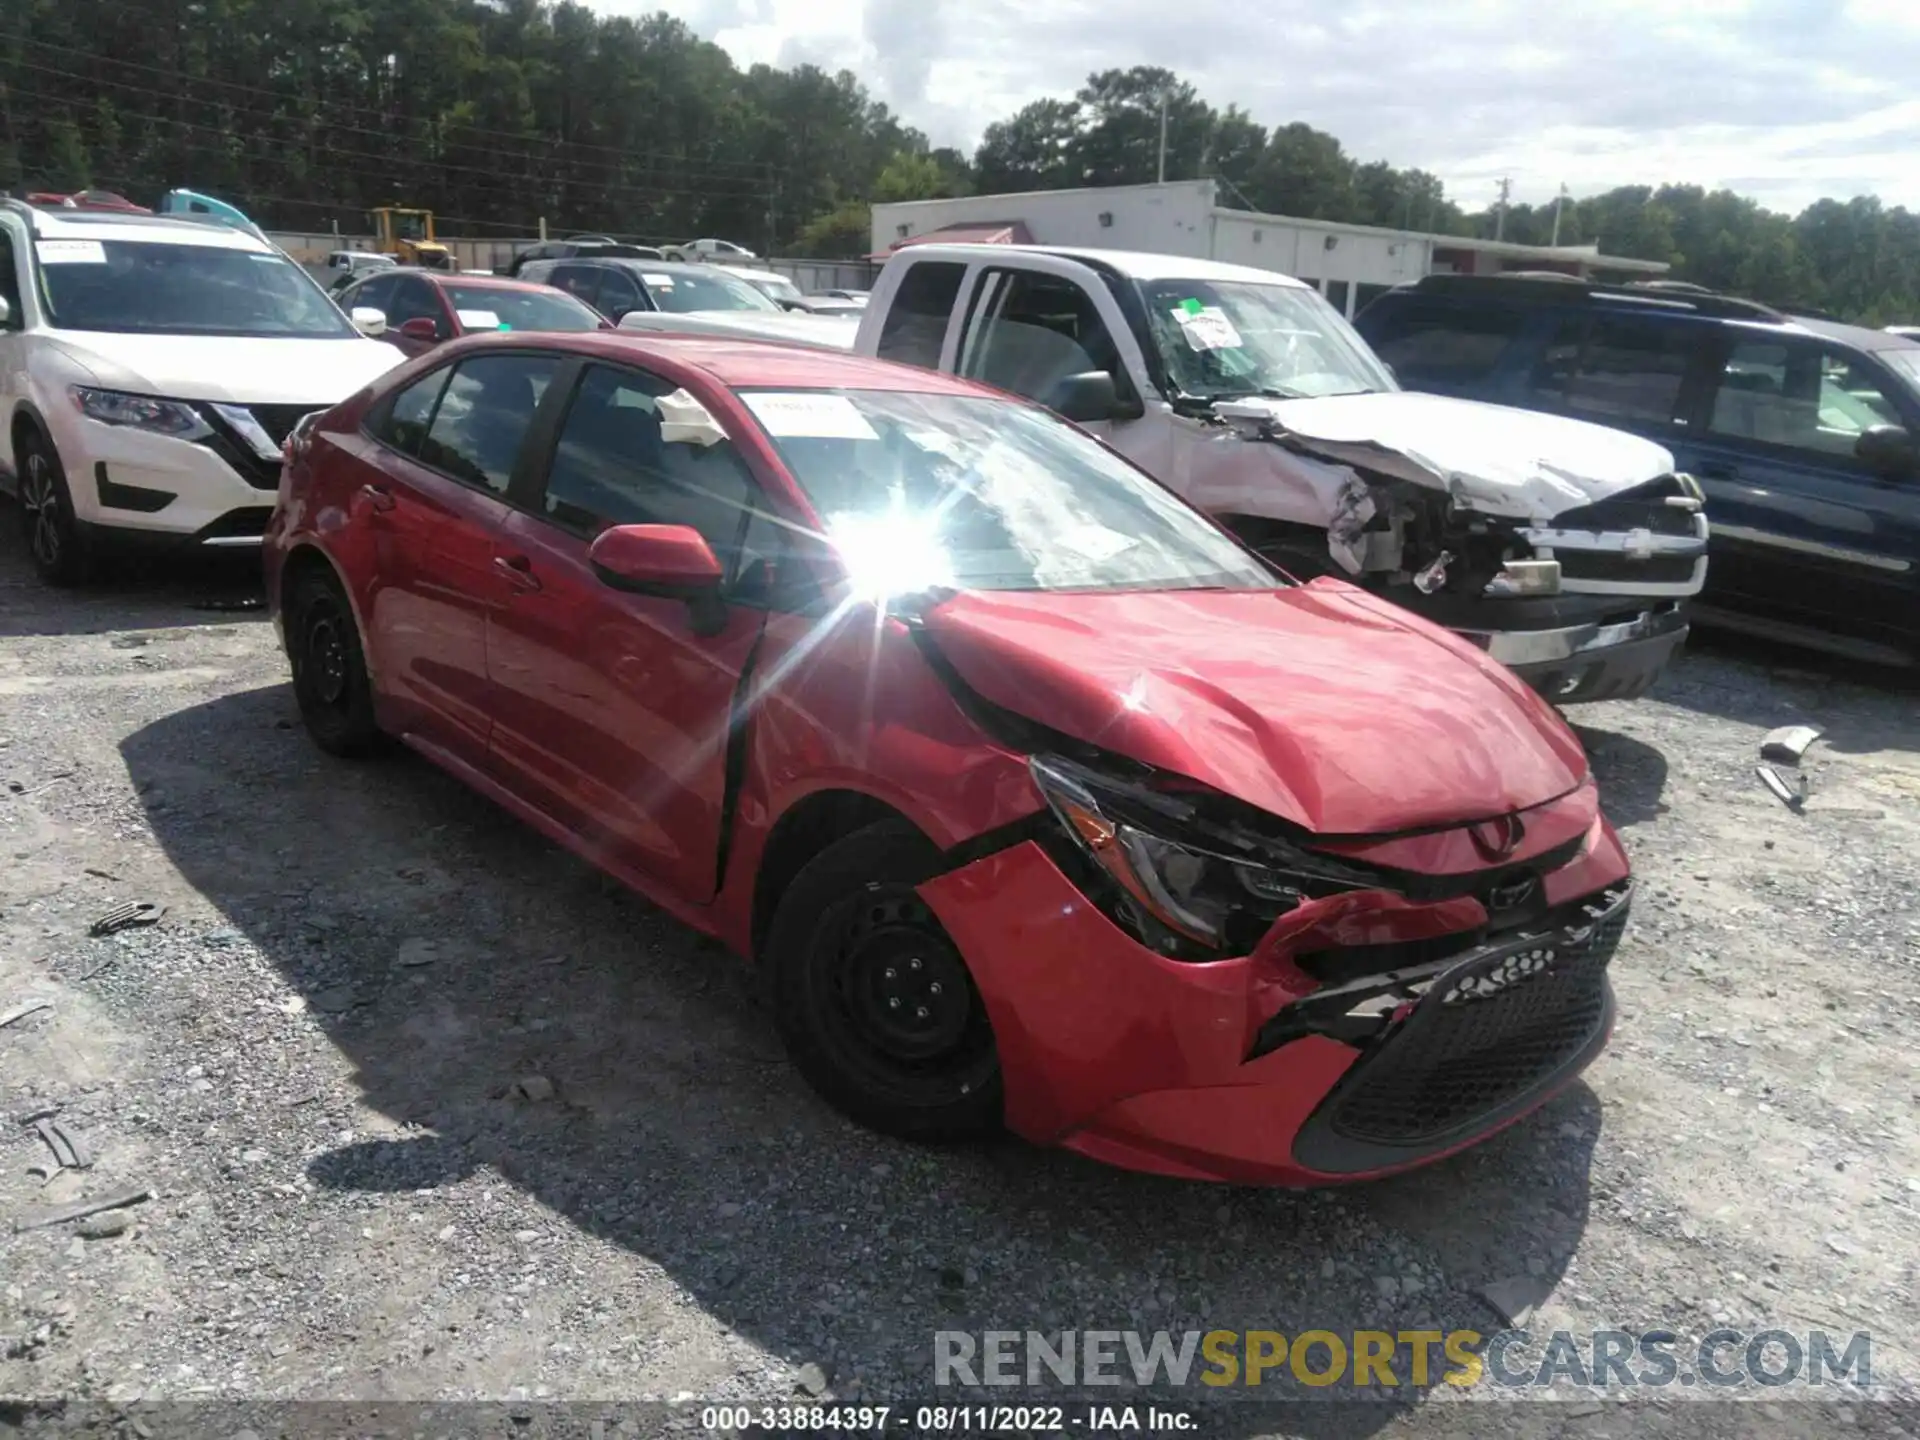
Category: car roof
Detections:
[
  {"x1": 25, "y1": 206, "x2": 264, "y2": 251},
  {"x1": 563, "y1": 258, "x2": 732, "y2": 279},
  {"x1": 1792, "y1": 315, "x2": 1920, "y2": 353},
  {"x1": 445, "y1": 332, "x2": 1000, "y2": 396},
  {"x1": 894, "y1": 242, "x2": 1308, "y2": 288},
  {"x1": 421, "y1": 272, "x2": 561, "y2": 293}
]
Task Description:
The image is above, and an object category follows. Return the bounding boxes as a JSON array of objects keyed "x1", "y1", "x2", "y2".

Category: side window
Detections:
[
  {"x1": 596, "y1": 268, "x2": 642, "y2": 318},
  {"x1": 0, "y1": 229, "x2": 23, "y2": 326},
  {"x1": 1709, "y1": 340, "x2": 1911, "y2": 458},
  {"x1": 540, "y1": 365, "x2": 758, "y2": 575},
  {"x1": 347, "y1": 273, "x2": 397, "y2": 315},
  {"x1": 1367, "y1": 300, "x2": 1525, "y2": 387},
  {"x1": 418, "y1": 354, "x2": 560, "y2": 493},
  {"x1": 1557, "y1": 315, "x2": 1702, "y2": 425},
  {"x1": 386, "y1": 279, "x2": 444, "y2": 332},
  {"x1": 876, "y1": 260, "x2": 965, "y2": 367},
  {"x1": 957, "y1": 268, "x2": 1133, "y2": 406},
  {"x1": 374, "y1": 367, "x2": 453, "y2": 455},
  {"x1": 549, "y1": 264, "x2": 602, "y2": 309}
]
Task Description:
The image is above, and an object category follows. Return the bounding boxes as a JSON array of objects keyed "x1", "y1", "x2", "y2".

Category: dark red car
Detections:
[
  {"x1": 334, "y1": 270, "x2": 606, "y2": 358},
  {"x1": 263, "y1": 332, "x2": 1633, "y2": 1186}
]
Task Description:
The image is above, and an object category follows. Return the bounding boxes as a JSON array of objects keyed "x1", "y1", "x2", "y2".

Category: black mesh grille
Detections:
[{"x1": 1318, "y1": 895, "x2": 1627, "y2": 1149}]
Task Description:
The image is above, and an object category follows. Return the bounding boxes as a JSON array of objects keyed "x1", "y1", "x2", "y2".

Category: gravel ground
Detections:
[{"x1": 0, "y1": 532, "x2": 1917, "y2": 1440}]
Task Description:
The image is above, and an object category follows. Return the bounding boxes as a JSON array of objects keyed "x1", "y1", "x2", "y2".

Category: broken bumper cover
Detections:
[
  {"x1": 916, "y1": 815, "x2": 1632, "y2": 1186},
  {"x1": 1473, "y1": 602, "x2": 1689, "y2": 704}
]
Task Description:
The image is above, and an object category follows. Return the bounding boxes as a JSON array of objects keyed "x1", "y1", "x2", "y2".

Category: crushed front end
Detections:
[
  {"x1": 915, "y1": 753, "x2": 1633, "y2": 1186},
  {"x1": 1212, "y1": 396, "x2": 1710, "y2": 703}
]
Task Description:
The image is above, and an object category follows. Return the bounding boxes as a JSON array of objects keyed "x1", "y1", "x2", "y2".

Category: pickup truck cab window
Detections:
[
  {"x1": 957, "y1": 268, "x2": 1138, "y2": 410},
  {"x1": 875, "y1": 260, "x2": 964, "y2": 367}
]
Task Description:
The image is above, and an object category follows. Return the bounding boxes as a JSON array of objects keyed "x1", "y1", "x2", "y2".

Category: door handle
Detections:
[
  {"x1": 358, "y1": 483, "x2": 395, "y2": 512},
  {"x1": 494, "y1": 553, "x2": 542, "y2": 592}
]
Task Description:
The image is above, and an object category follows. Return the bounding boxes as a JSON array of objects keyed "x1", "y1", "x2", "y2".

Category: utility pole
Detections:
[
  {"x1": 1494, "y1": 177, "x2": 1511, "y2": 242},
  {"x1": 1550, "y1": 182, "x2": 1570, "y2": 246},
  {"x1": 1157, "y1": 89, "x2": 1169, "y2": 184}
]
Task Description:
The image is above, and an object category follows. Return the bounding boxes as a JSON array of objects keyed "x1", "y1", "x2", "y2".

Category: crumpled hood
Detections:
[
  {"x1": 921, "y1": 582, "x2": 1587, "y2": 835},
  {"x1": 617, "y1": 309, "x2": 859, "y2": 351},
  {"x1": 1215, "y1": 389, "x2": 1677, "y2": 522},
  {"x1": 48, "y1": 330, "x2": 403, "y2": 405}
]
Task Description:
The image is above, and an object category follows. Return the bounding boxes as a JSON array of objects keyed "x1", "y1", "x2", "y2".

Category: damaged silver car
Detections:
[{"x1": 848, "y1": 245, "x2": 1711, "y2": 702}]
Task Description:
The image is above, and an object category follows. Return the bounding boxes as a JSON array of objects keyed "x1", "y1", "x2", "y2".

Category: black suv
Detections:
[
  {"x1": 1356, "y1": 275, "x2": 1920, "y2": 665},
  {"x1": 500, "y1": 237, "x2": 663, "y2": 277}
]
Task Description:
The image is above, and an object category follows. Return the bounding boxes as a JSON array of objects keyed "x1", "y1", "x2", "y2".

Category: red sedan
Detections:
[
  {"x1": 263, "y1": 332, "x2": 1633, "y2": 1186},
  {"x1": 334, "y1": 270, "x2": 606, "y2": 358}
]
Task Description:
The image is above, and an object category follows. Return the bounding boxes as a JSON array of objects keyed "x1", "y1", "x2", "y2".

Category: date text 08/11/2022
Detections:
[{"x1": 700, "y1": 1404, "x2": 1195, "y2": 1432}]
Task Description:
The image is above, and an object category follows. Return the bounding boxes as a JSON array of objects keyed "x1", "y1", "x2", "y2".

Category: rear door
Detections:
[
  {"x1": 353, "y1": 351, "x2": 565, "y2": 765},
  {"x1": 1679, "y1": 333, "x2": 1919, "y2": 649},
  {"x1": 485, "y1": 361, "x2": 773, "y2": 899}
]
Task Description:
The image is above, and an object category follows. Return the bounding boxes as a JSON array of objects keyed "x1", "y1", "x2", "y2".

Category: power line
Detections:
[
  {"x1": 4, "y1": 80, "x2": 775, "y2": 206},
  {"x1": 3, "y1": 59, "x2": 774, "y2": 201},
  {"x1": 0, "y1": 27, "x2": 780, "y2": 179}
]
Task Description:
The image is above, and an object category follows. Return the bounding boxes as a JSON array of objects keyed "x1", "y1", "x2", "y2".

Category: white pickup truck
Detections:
[{"x1": 711, "y1": 243, "x2": 1711, "y2": 702}]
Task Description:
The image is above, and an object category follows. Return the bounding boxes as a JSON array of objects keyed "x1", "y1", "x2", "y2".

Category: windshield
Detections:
[
  {"x1": 444, "y1": 285, "x2": 601, "y2": 333},
  {"x1": 748, "y1": 274, "x2": 804, "y2": 303},
  {"x1": 642, "y1": 269, "x2": 781, "y2": 314},
  {"x1": 1880, "y1": 347, "x2": 1920, "y2": 391},
  {"x1": 1138, "y1": 279, "x2": 1395, "y2": 402},
  {"x1": 36, "y1": 239, "x2": 357, "y2": 338},
  {"x1": 741, "y1": 388, "x2": 1276, "y2": 598}
]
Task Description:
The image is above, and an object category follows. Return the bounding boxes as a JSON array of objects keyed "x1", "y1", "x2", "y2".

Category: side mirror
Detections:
[
  {"x1": 399, "y1": 316, "x2": 441, "y2": 343},
  {"x1": 349, "y1": 307, "x2": 388, "y2": 337},
  {"x1": 1047, "y1": 370, "x2": 1120, "y2": 424},
  {"x1": 1855, "y1": 424, "x2": 1917, "y2": 477},
  {"x1": 779, "y1": 299, "x2": 807, "y2": 312},
  {"x1": 589, "y1": 523, "x2": 724, "y2": 596},
  {"x1": 597, "y1": 318, "x2": 615, "y2": 331}
]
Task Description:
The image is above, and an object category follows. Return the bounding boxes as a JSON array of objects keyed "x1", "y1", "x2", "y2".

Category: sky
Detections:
[{"x1": 586, "y1": 0, "x2": 1920, "y2": 216}]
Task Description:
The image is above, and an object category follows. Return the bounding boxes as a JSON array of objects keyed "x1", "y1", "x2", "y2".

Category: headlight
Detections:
[
  {"x1": 69, "y1": 386, "x2": 212, "y2": 441},
  {"x1": 1029, "y1": 755, "x2": 1383, "y2": 957}
]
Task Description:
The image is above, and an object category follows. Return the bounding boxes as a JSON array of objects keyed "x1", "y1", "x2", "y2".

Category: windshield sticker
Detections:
[
  {"x1": 455, "y1": 309, "x2": 503, "y2": 330},
  {"x1": 658, "y1": 388, "x2": 726, "y2": 447},
  {"x1": 1056, "y1": 522, "x2": 1136, "y2": 563},
  {"x1": 743, "y1": 391, "x2": 878, "y2": 441},
  {"x1": 643, "y1": 273, "x2": 675, "y2": 287},
  {"x1": 1173, "y1": 304, "x2": 1242, "y2": 352},
  {"x1": 36, "y1": 240, "x2": 106, "y2": 265}
]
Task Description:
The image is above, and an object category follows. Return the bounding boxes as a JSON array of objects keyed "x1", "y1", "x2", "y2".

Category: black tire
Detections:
[
  {"x1": 766, "y1": 821, "x2": 1003, "y2": 1141},
  {"x1": 285, "y1": 566, "x2": 384, "y2": 758},
  {"x1": 16, "y1": 427, "x2": 88, "y2": 587}
]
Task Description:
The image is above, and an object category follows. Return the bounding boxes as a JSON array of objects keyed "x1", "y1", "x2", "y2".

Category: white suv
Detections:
[
  {"x1": 662, "y1": 238, "x2": 757, "y2": 263},
  {"x1": 0, "y1": 199, "x2": 403, "y2": 584}
]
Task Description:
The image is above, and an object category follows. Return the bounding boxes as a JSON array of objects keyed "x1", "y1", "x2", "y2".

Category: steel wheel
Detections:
[
  {"x1": 287, "y1": 568, "x2": 384, "y2": 758},
  {"x1": 769, "y1": 822, "x2": 1003, "y2": 1140}
]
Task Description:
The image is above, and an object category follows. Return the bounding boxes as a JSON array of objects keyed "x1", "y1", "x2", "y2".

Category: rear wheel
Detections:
[
  {"x1": 286, "y1": 566, "x2": 383, "y2": 757},
  {"x1": 767, "y1": 822, "x2": 1003, "y2": 1141},
  {"x1": 16, "y1": 428, "x2": 87, "y2": 587}
]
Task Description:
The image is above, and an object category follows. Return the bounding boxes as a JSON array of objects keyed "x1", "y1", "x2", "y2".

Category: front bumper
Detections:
[
  {"x1": 1477, "y1": 602, "x2": 1690, "y2": 704},
  {"x1": 54, "y1": 404, "x2": 315, "y2": 547},
  {"x1": 916, "y1": 812, "x2": 1633, "y2": 1186}
]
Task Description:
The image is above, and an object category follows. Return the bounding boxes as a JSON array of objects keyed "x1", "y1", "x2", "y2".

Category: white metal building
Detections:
[{"x1": 870, "y1": 180, "x2": 1667, "y2": 318}]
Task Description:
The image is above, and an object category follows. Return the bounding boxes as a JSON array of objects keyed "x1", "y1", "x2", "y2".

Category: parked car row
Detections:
[{"x1": 0, "y1": 189, "x2": 1644, "y2": 1188}]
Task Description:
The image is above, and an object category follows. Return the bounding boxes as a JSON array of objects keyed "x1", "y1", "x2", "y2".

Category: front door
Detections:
[
  {"x1": 1673, "y1": 334, "x2": 1920, "y2": 650},
  {"x1": 486, "y1": 361, "x2": 770, "y2": 900},
  {"x1": 354, "y1": 351, "x2": 563, "y2": 765}
]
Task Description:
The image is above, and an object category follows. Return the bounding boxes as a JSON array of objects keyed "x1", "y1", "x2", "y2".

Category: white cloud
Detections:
[{"x1": 587, "y1": 0, "x2": 1920, "y2": 213}]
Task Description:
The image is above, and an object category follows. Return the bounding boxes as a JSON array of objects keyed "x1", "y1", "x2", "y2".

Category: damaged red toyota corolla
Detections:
[{"x1": 264, "y1": 332, "x2": 1633, "y2": 1185}]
